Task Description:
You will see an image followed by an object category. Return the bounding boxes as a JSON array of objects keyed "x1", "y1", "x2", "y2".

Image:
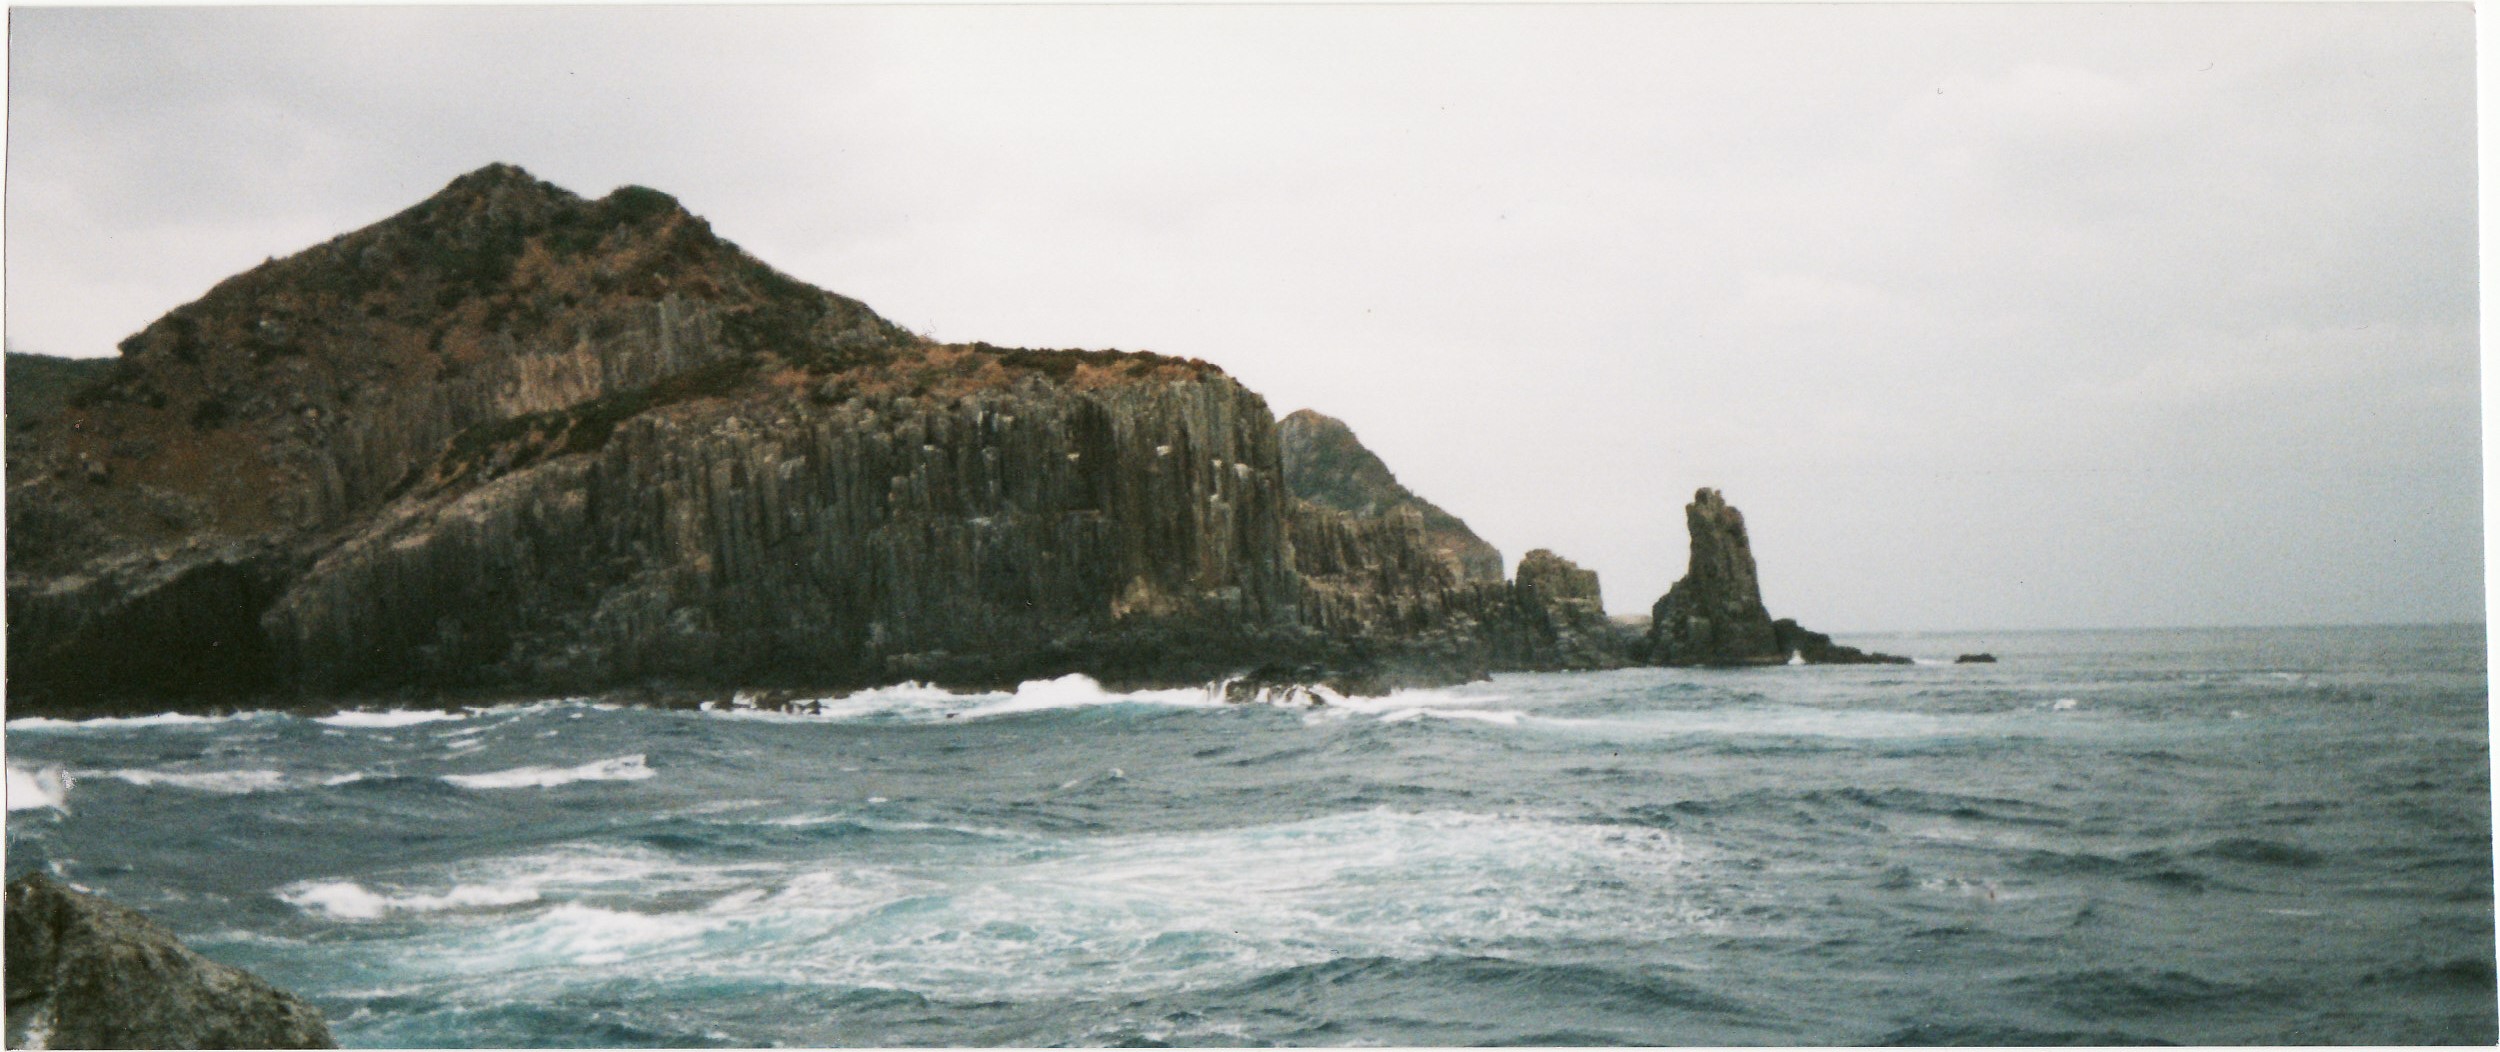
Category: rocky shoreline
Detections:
[{"x1": 6, "y1": 165, "x2": 1898, "y2": 719}]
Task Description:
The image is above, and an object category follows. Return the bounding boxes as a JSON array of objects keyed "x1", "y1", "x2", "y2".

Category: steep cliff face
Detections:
[
  {"x1": 1646, "y1": 488, "x2": 1906, "y2": 666},
  {"x1": 1278, "y1": 409, "x2": 1504, "y2": 583},
  {"x1": 266, "y1": 360, "x2": 1308, "y2": 695}
]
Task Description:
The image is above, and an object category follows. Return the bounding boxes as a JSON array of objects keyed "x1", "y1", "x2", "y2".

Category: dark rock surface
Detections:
[
  {"x1": 3, "y1": 353, "x2": 113, "y2": 435},
  {"x1": 1645, "y1": 488, "x2": 1906, "y2": 666},
  {"x1": 1775, "y1": 618, "x2": 1913, "y2": 666},
  {"x1": 5, "y1": 165, "x2": 1638, "y2": 709},
  {"x1": 1278, "y1": 409, "x2": 1505, "y2": 583},
  {"x1": 1956, "y1": 652, "x2": 1998, "y2": 664},
  {"x1": 4, "y1": 873, "x2": 336, "y2": 1049}
]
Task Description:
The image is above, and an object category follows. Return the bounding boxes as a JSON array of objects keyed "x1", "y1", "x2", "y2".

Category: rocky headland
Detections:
[
  {"x1": 5, "y1": 873, "x2": 336, "y2": 1049},
  {"x1": 6, "y1": 165, "x2": 1898, "y2": 715}
]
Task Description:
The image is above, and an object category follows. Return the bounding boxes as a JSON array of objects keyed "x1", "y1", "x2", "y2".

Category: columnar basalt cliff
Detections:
[
  {"x1": 5, "y1": 874, "x2": 337, "y2": 1049},
  {"x1": 5, "y1": 166, "x2": 1634, "y2": 712},
  {"x1": 1646, "y1": 488, "x2": 1907, "y2": 666}
]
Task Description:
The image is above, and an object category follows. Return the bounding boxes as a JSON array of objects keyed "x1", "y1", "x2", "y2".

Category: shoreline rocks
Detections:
[{"x1": 5, "y1": 873, "x2": 336, "y2": 1049}]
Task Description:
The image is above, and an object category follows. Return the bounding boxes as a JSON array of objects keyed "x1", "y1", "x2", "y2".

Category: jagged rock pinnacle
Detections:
[
  {"x1": 1645, "y1": 487, "x2": 1908, "y2": 666},
  {"x1": 1648, "y1": 487, "x2": 1782, "y2": 665}
]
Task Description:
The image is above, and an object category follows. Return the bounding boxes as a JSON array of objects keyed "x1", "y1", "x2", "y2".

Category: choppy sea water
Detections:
[{"x1": 6, "y1": 625, "x2": 2492, "y2": 1046}]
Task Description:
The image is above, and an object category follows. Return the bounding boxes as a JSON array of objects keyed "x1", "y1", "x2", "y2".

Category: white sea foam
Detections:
[
  {"x1": 1309, "y1": 686, "x2": 1533, "y2": 727},
  {"x1": 709, "y1": 674, "x2": 1233, "y2": 724},
  {"x1": 315, "y1": 709, "x2": 467, "y2": 728},
  {"x1": 371, "y1": 808, "x2": 1710, "y2": 1003},
  {"x1": 443, "y1": 754, "x2": 653, "y2": 790},
  {"x1": 279, "y1": 879, "x2": 543, "y2": 920},
  {"x1": 6, "y1": 711, "x2": 265, "y2": 733},
  {"x1": 279, "y1": 844, "x2": 768, "y2": 928},
  {"x1": 91, "y1": 768, "x2": 289, "y2": 794},
  {"x1": 7, "y1": 764, "x2": 70, "y2": 811}
]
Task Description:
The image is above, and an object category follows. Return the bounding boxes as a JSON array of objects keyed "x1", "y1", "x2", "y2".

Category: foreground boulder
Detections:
[
  {"x1": 5, "y1": 873, "x2": 335, "y2": 1049},
  {"x1": 1646, "y1": 488, "x2": 1906, "y2": 666}
]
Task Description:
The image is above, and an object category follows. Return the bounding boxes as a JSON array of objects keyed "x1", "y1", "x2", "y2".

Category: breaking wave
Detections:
[{"x1": 443, "y1": 755, "x2": 654, "y2": 790}]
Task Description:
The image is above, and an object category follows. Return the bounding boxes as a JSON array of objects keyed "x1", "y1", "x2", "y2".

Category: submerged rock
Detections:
[
  {"x1": 1645, "y1": 488, "x2": 1906, "y2": 667},
  {"x1": 4, "y1": 873, "x2": 335, "y2": 1049}
]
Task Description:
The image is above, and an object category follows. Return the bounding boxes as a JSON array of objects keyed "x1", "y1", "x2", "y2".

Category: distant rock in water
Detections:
[
  {"x1": 1278, "y1": 409, "x2": 1504, "y2": 583},
  {"x1": 5, "y1": 873, "x2": 336, "y2": 1049},
  {"x1": 1956, "y1": 652, "x2": 1998, "y2": 664},
  {"x1": 1645, "y1": 488, "x2": 1907, "y2": 666}
]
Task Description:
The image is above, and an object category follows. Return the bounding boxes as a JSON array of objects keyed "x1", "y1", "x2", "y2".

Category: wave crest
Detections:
[{"x1": 443, "y1": 755, "x2": 653, "y2": 790}]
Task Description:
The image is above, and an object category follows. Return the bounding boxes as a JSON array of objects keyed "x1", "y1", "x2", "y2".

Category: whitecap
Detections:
[
  {"x1": 443, "y1": 755, "x2": 652, "y2": 790},
  {"x1": 1318, "y1": 687, "x2": 1529, "y2": 727},
  {"x1": 957, "y1": 674, "x2": 1224, "y2": 720},
  {"x1": 315, "y1": 709, "x2": 467, "y2": 729},
  {"x1": 7, "y1": 711, "x2": 265, "y2": 732},
  {"x1": 704, "y1": 674, "x2": 1231, "y2": 724},
  {"x1": 91, "y1": 768, "x2": 288, "y2": 794},
  {"x1": 278, "y1": 878, "x2": 541, "y2": 921},
  {"x1": 7, "y1": 764, "x2": 70, "y2": 812}
]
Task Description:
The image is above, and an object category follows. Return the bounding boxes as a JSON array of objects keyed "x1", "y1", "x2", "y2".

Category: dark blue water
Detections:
[{"x1": 7, "y1": 625, "x2": 2492, "y2": 1046}]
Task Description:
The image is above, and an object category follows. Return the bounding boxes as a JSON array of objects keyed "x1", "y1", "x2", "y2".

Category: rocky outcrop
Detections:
[
  {"x1": 1646, "y1": 488, "x2": 1905, "y2": 666},
  {"x1": 1956, "y1": 653, "x2": 1998, "y2": 664},
  {"x1": 9, "y1": 165, "x2": 1918, "y2": 709},
  {"x1": 9, "y1": 166, "x2": 913, "y2": 707},
  {"x1": 1647, "y1": 488, "x2": 1782, "y2": 665},
  {"x1": 5, "y1": 874, "x2": 336, "y2": 1049},
  {"x1": 6, "y1": 165, "x2": 1648, "y2": 709},
  {"x1": 1774, "y1": 618, "x2": 1911, "y2": 666},
  {"x1": 1278, "y1": 409, "x2": 1504, "y2": 583},
  {"x1": 1284, "y1": 505, "x2": 1626, "y2": 680}
]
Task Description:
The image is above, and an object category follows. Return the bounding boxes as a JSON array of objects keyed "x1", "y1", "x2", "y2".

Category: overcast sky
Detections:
[{"x1": 5, "y1": 4, "x2": 2480, "y2": 630}]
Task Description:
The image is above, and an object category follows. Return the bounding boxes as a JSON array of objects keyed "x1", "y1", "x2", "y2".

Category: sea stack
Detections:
[
  {"x1": 5, "y1": 873, "x2": 337, "y2": 1049},
  {"x1": 1646, "y1": 488, "x2": 1908, "y2": 666},
  {"x1": 1647, "y1": 488, "x2": 1783, "y2": 665}
]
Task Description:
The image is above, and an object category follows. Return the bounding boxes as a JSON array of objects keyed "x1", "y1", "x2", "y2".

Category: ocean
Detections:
[{"x1": 5, "y1": 624, "x2": 2492, "y2": 1046}]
